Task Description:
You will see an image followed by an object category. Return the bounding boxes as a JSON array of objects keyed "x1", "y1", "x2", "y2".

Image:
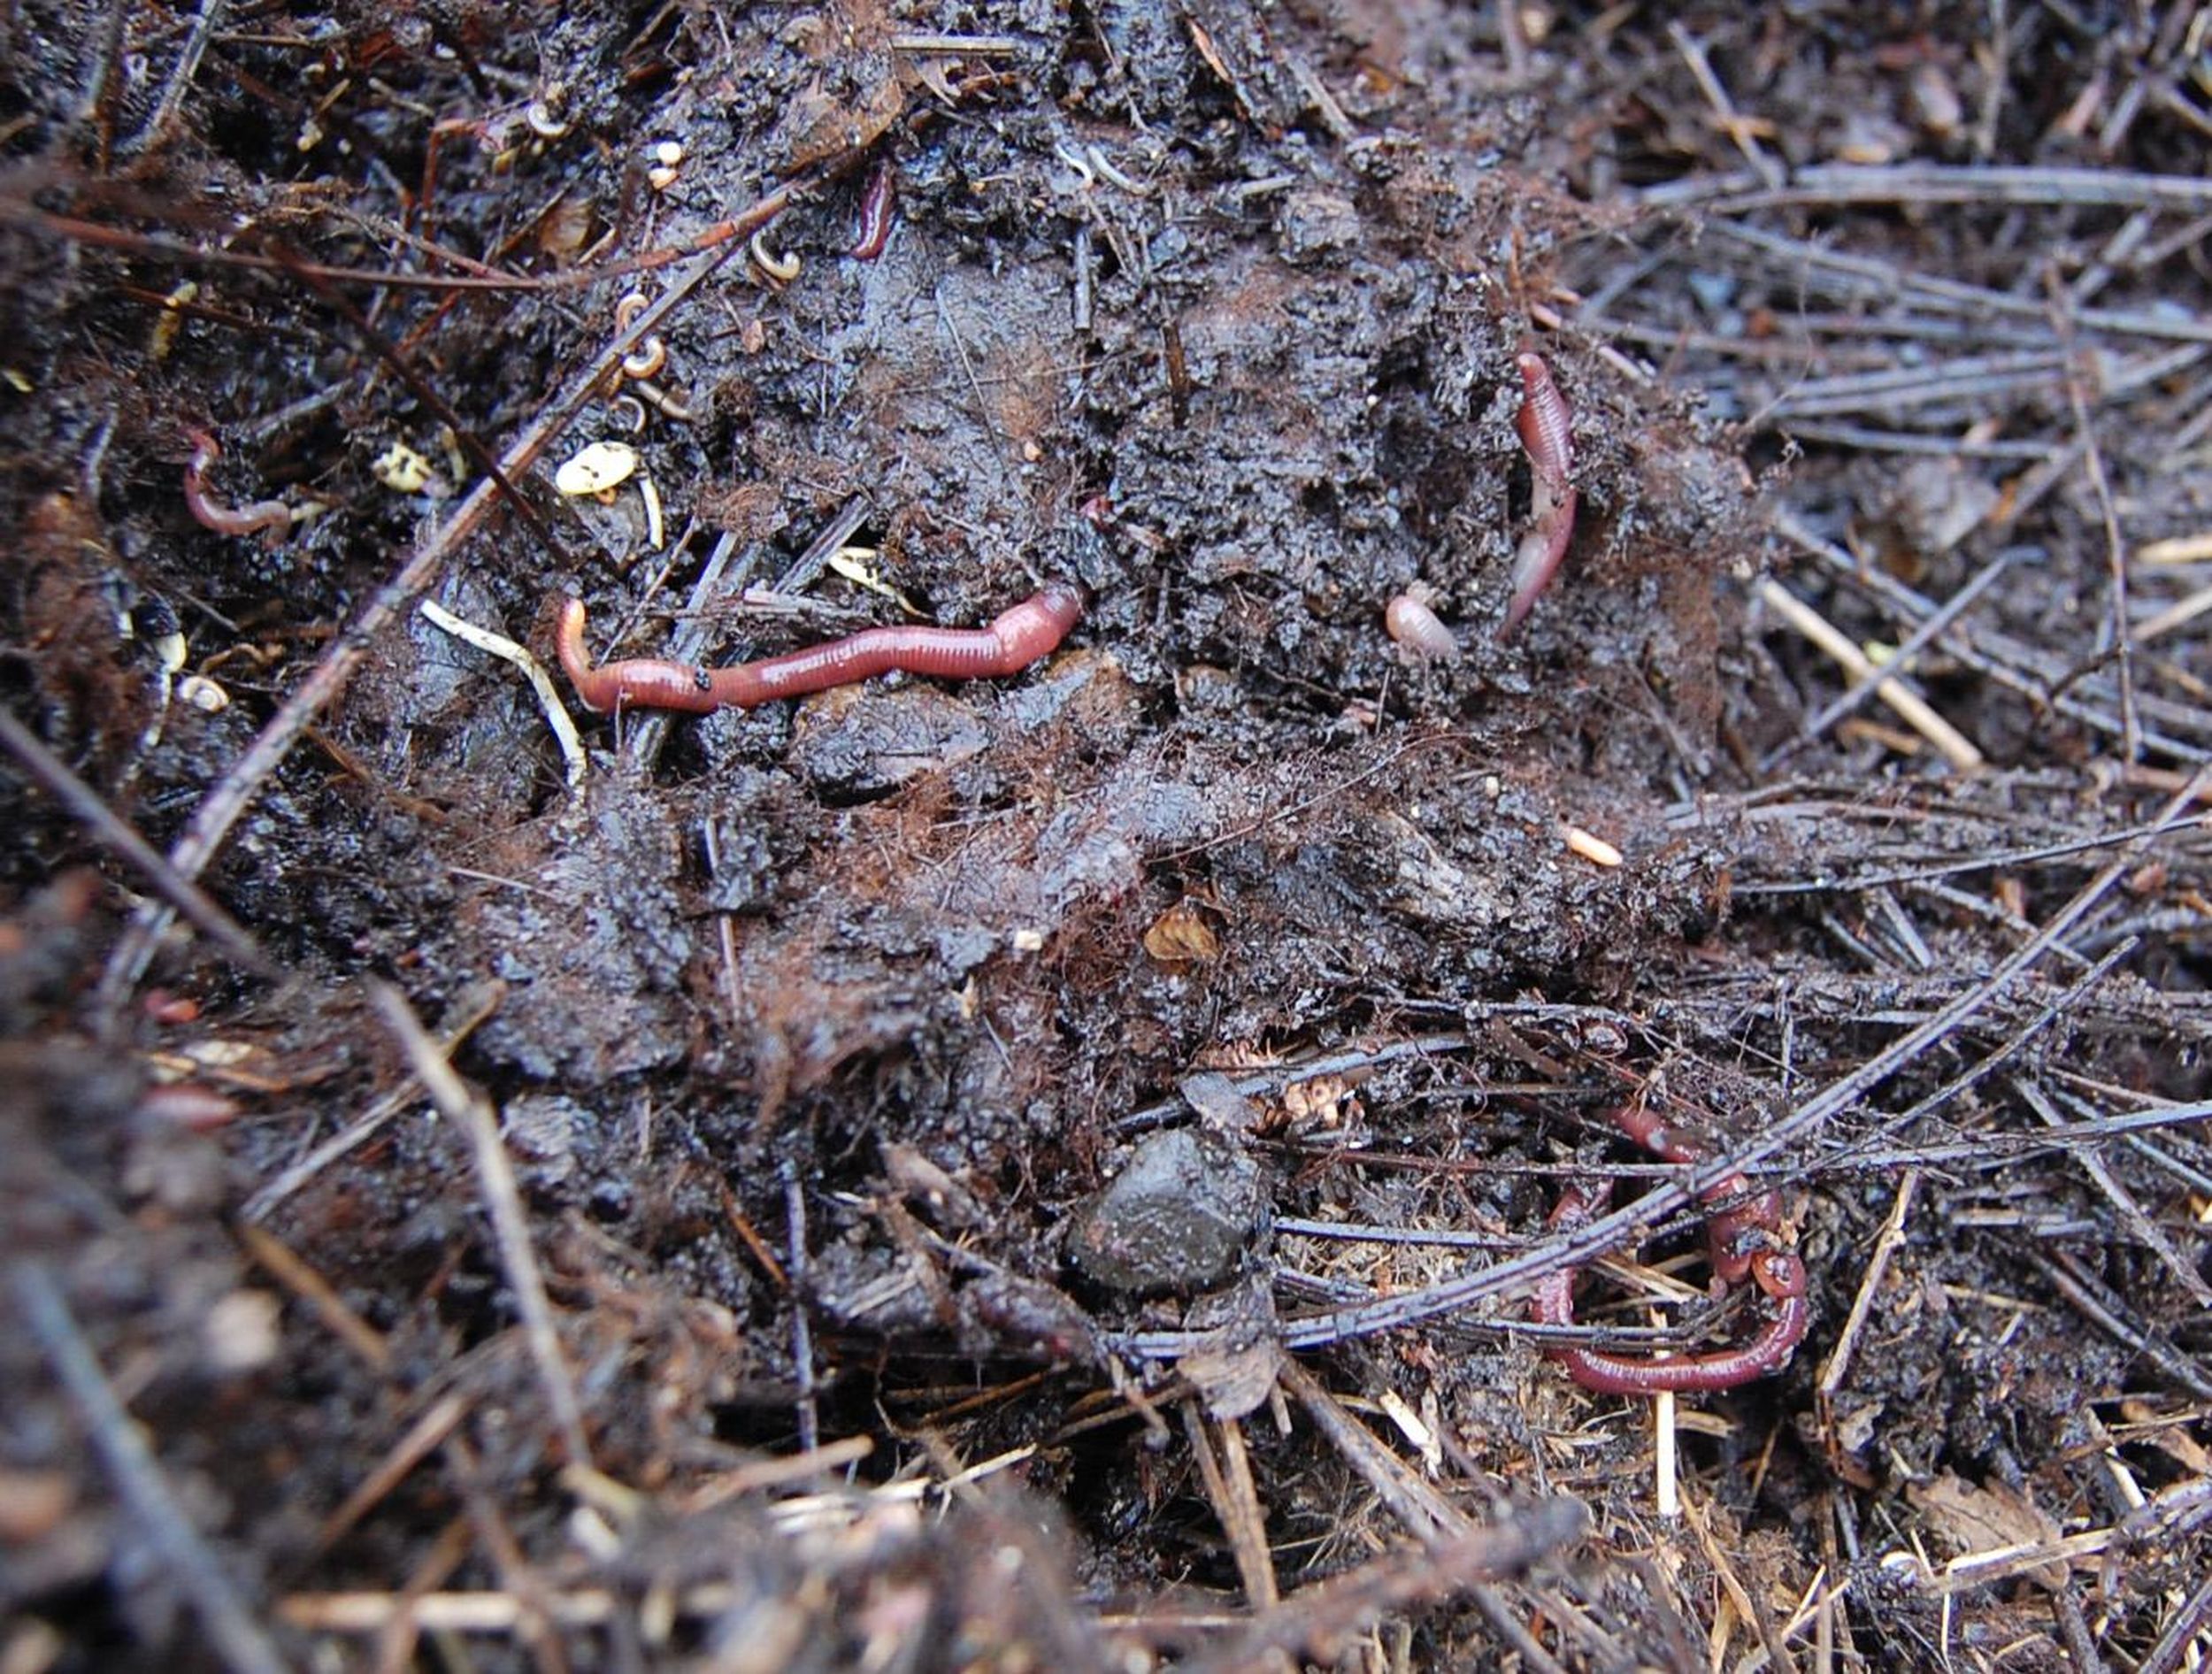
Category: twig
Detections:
[
  {"x1": 1762, "y1": 553, "x2": 2010, "y2": 772},
  {"x1": 618, "y1": 528, "x2": 753, "y2": 773},
  {"x1": 1668, "y1": 23, "x2": 1781, "y2": 188},
  {"x1": 2056, "y1": 313, "x2": 2140, "y2": 762},
  {"x1": 1174, "y1": 1499, "x2": 1589, "y2": 1674},
  {"x1": 276, "y1": 250, "x2": 558, "y2": 553},
  {"x1": 1115, "y1": 1030, "x2": 1477, "y2": 1133},
  {"x1": 1755, "y1": 579, "x2": 1986, "y2": 771},
  {"x1": 771, "y1": 494, "x2": 875, "y2": 596},
  {"x1": 2025, "y1": 1248, "x2": 2212, "y2": 1402},
  {"x1": 12, "y1": 1262, "x2": 291, "y2": 1674},
  {"x1": 437, "y1": 1432, "x2": 568, "y2": 1672},
  {"x1": 1640, "y1": 161, "x2": 2212, "y2": 214},
  {"x1": 128, "y1": 0, "x2": 220, "y2": 157},
  {"x1": 1777, "y1": 424, "x2": 2055, "y2": 460},
  {"x1": 416, "y1": 599, "x2": 585, "y2": 787},
  {"x1": 1495, "y1": 0, "x2": 1530, "y2": 81},
  {"x1": 701, "y1": 818, "x2": 749, "y2": 1042},
  {"x1": 1730, "y1": 809, "x2": 2206, "y2": 898},
  {"x1": 889, "y1": 31, "x2": 1023, "y2": 53},
  {"x1": 1686, "y1": 1490, "x2": 1800, "y2": 1674},
  {"x1": 1767, "y1": 349, "x2": 2071, "y2": 419},
  {"x1": 2138, "y1": 1568, "x2": 2212, "y2": 1674},
  {"x1": 286, "y1": 1496, "x2": 1556, "y2": 1644},
  {"x1": 310, "y1": 1394, "x2": 472, "y2": 1558},
  {"x1": 239, "y1": 1089, "x2": 415, "y2": 1225},
  {"x1": 1697, "y1": 222, "x2": 2212, "y2": 350},
  {"x1": 1816, "y1": 1170, "x2": 1920, "y2": 1401},
  {"x1": 234, "y1": 1222, "x2": 390, "y2": 1371},
  {"x1": 783, "y1": 1162, "x2": 819, "y2": 1454},
  {"x1": 673, "y1": 1435, "x2": 874, "y2": 1513},
  {"x1": 1275, "y1": 1359, "x2": 1466, "y2": 1541},
  {"x1": 2132, "y1": 584, "x2": 2212, "y2": 644},
  {"x1": 1770, "y1": 510, "x2": 2212, "y2": 761},
  {"x1": 1182, "y1": 1406, "x2": 1279, "y2": 1608},
  {"x1": 239, "y1": 984, "x2": 501, "y2": 1223},
  {"x1": 2016, "y1": 1079, "x2": 2212, "y2": 1311},
  {"x1": 0, "y1": 708, "x2": 278, "y2": 981},
  {"x1": 371, "y1": 983, "x2": 594, "y2": 1469},
  {"x1": 2135, "y1": 531, "x2": 2212, "y2": 565}
]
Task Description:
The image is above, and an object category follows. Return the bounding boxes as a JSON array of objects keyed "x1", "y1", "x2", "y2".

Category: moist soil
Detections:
[{"x1": 3, "y1": 3, "x2": 2210, "y2": 1670}]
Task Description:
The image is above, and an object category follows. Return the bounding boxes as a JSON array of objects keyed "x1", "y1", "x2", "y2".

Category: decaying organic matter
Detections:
[{"x1": 4, "y1": 3, "x2": 2212, "y2": 1670}]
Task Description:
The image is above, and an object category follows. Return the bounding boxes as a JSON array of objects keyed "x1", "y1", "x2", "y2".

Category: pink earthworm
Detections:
[
  {"x1": 1499, "y1": 351, "x2": 1578, "y2": 637},
  {"x1": 848, "y1": 164, "x2": 897, "y2": 259},
  {"x1": 183, "y1": 430, "x2": 292, "y2": 544},
  {"x1": 1531, "y1": 1101, "x2": 1810, "y2": 1394},
  {"x1": 557, "y1": 584, "x2": 1085, "y2": 715}
]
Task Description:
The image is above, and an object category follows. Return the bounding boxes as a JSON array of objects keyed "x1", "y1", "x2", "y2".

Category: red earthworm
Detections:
[
  {"x1": 557, "y1": 583, "x2": 1086, "y2": 714},
  {"x1": 183, "y1": 430, "x2": 293, "y2": 544},
  {"x1": 1605, "y1": 1099, "x2": 1784, "y2": 1289},
  {"x1": 1499, "y1": 351, "x2": 1578, "y2": 637},
  {"x1": 1385, "y1": 591, "x2": 1461, "y2": 663},
  {"x1": 1531, "y1": 1100, "x2": 1810, "y2": 1394},
  {"x1": 1532, "y1": 1248, "x2": 1810, "y2": 1394},
  {"x1": 849, "y1": 163, "x2": 896, "y2": 259}
]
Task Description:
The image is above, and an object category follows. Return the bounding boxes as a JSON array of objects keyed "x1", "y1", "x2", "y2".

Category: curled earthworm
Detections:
[
  {"x1": 1499, "y1": 351, "x2": 1578, "y2": 638},
  {"x1": 1531, "y1": 1100, "x2": 1810, "y2": 1394},
  {"x1": 557, "y1": 582, "x2": 1086, "y2": 714},
  {"x1": 849, "y1": 163, "x2": 896, "y2": 259},
  {"x1": 183, "y1": 430, "x2": 293, "y2": 544},
  {"x1": 1385, "y1": 589, "x2": 1460, "y2": 663}
]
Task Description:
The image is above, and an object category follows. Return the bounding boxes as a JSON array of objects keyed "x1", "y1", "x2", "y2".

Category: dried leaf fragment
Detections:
[
  {"x1": 1909, "y1": 1471, "x2": 2069, "y2": 1591},
  {"x1": 1143, "y1": 898, "x2": 1221, "y2": 967}
]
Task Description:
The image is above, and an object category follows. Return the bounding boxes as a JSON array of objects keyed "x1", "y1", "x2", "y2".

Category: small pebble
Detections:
[{"x1": 1065, "y1": 1128, "x2": 1265, "y2": 1296}]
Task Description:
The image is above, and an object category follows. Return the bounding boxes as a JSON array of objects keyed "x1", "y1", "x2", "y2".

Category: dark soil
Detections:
[{"x1": 4, "y1": 3, "x2": 2210, "y2": 1670}]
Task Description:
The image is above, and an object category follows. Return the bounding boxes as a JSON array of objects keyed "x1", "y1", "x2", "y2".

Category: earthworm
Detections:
[
  {"x1": 183, "y1": 431, "x2": 292, "y2": 544},
  {"x1": 849, "y1": 164, "x2": 896, "y2": 259},
  {"x1": 1532, "y1": 1242, "x2": 1810, "y2": 1394},
  {"x1": 1499, "y1": 351, "x2": 1578, "y2": 637},
  {"x1": 1385, "y1": 591, "x2": 1461, "y2": 662},
  {"x1": 1531, "y1": 1101, "x2": 1810, "y2": 1394},
  {"x1": 557, "y1": 583, "x2": 1086, "y2": 714},
  {"x1": 1605, "y1": 1099, "x2": 1784, "y2": 1288}
]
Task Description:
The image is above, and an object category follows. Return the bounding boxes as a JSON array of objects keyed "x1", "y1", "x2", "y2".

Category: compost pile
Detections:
[{"x1": 4, "y1": 2, "x2": 2210, "y2": 1670}]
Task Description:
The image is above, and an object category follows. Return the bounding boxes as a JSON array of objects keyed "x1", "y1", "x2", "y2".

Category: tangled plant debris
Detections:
[{"x1": 3, "y1": 3, "x2": 2211, "y2": 1670}]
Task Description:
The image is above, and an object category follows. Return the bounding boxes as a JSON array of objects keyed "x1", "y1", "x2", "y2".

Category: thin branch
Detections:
[
  {"x1": 1640, "y1": 161, "x2": 2212, "y2": 214},
  {"x1": 1762, "y1": 549, "x2": 2010, "y2": 772},
  {"x1": 371, "y1": 983, "x2": 594, "y2": 1471},
  {"x1": 0, "y1": 707, "x2": 276, "y2": 979},
  {"x1": 12, "y1": 1262, "x2": 291, "y2": 1674},
  {"x1": 1755, "y1": 579, "x2": 1986, "y2": 771}
]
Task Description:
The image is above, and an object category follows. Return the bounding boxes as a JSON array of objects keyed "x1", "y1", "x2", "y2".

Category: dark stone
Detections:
[{"x1": 1065, "y1": 1128, "x2": 1265, "y2": 1297}]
